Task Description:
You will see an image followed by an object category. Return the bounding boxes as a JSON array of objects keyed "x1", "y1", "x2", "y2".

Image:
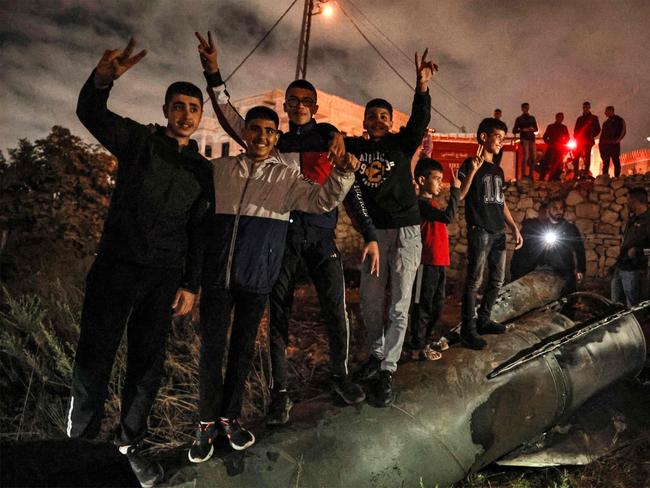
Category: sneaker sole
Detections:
[
  {"x1": 133, "y1": 463, "x2": 164, "y2": 488},
  {"x1": 229, "y1": 432, "x2": 256, "y2": 451},
  {"x1": 188, "y1": 444, "x2": 214, "y2": 463}
]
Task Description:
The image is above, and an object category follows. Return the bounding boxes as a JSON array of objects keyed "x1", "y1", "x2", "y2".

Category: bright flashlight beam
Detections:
[{"x1": 544, "y1": 231, "x2": 558, "y2": 245}]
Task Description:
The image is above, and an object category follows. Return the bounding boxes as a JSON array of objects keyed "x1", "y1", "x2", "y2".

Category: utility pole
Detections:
[
  {"x1": 295, "y1": 0, "x2": 314, "y2": 80},
  {"x1": 295, "y1": 0, "x2": 332, "y2": 80}
]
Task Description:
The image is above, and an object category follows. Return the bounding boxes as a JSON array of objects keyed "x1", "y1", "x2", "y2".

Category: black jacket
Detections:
[
  {"x1": 345, "y1": 89, "x2": 431, "y2": 229},
  {"x1": 76, "y1": 71, "x2": 213, "y2": 292},
  {"x1": 617, "y1": 209, "x2": 650, "y2": 271},
  {"x1": 537, "y1": 220, "x2": 586, "y2": 276}
]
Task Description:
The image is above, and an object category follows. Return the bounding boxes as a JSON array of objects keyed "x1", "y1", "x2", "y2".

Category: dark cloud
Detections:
[{"x1": 1, "y1": 0, "x2": 649, "y2": 153}]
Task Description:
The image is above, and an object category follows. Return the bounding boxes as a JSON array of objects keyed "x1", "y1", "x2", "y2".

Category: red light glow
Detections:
[{"x1": 566, "y1": 139, "x2": 577, "y2": 150}]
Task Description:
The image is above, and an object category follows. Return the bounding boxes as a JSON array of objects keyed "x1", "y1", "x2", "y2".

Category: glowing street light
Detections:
[{"x1": 322, "y1": 3, "x2": 334, "y2": 16}]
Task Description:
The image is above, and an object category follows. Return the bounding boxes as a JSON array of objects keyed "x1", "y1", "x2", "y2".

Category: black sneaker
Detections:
[
  {"x1": 120, "y1": 444, "x2": 164, "y2": 488},
  {"x1": 376, "y1": 370, "x2": 396, "y2": 407},
  {"x1": 477, "y1": 319, "x2": 506, "y2": 335},
  {"x1": 219, "y1": 418, "x2": 255, "y2": 450},
  {"x1": 188, "y1": 421, "x2": 217, "y2": 463},
  {"x1": 460, "y1": 330, "x2": 487, "y2": 350},
  {"x1": 331, "y1": 375, "x2": 366, "y2": 404},
  {"x1": 354, "y1": 355, "x2": 381, "y2": 382},
  {"x1": 266, "y1": 391, "x2": 293, "y2": 426}
]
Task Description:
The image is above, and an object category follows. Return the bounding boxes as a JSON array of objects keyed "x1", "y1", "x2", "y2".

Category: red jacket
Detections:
[{"x1": 419, "y1": 188, "x2": 459, "y2": 266}]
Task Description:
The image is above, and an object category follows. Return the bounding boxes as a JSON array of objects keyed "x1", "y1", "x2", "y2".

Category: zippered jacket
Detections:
[
  {"x1": 76, "y1": 71, "x2": 213, "y2": 292},
  {"x1": 205, "y1": 70, "x2": 377, "y2": 243},
  {"x1": 203, "y1": 153, "x2": 354, "y2": 293}
]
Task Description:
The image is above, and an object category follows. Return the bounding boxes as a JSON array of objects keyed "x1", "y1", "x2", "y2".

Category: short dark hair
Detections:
[
  {"x1": 521, "y1": 102, "x2": 529, "y2": 109},
  {"x1": 556, "y1": 112, "x2": 564, "y2": 118},
  {"x1": 476, "y1": 117, "x2": 508, "y2": 143},
  {"x1": 245, "y1": 106, "x2": 279, "y2": 127},
  {"x1": 365, "y1": 98, "x2": 393, "y2": 118},
  {"x1": 494, "y1": 108, "x2": 502, "y2": 113},
  {"x1": 165, "y1": 81, "x2": 203, "y2": 106},
  {"x1": 414, "y1": 158, "x2": 444, "y2": 181},
  {"x1": 583, "y1": 101, "x2": 591, "y2": 106},
  {"x1": 606, "y1": 105, "x2": 615, "y2": 111},
  {"x1": 628, "y1": 186, "x2": 648, "y2": 204},
  {"x1": 286, "y1": 79, "x2": 317, "y2": 99},
  {"x1": 548, "y1": 195, "x2": 566, "y2": 207}
]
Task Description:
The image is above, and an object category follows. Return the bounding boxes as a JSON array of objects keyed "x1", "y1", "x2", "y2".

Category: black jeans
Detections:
[
  {"x1": 573, "y1": 140, "x2": 594, "y2": 173},
  {"x1": 198, "y1": 276, "x2": 268, "y2": 421},
  {"x1": 410, "y1": 265, "x2": 446, "y2": 349},
  {"x1": 269, "y1": 228, "x2": 349, "y2": 391},
  {"x1": 600, "y1": 143, "x2": 621, "y2": 177},
  {"x1": 461, "y1": 227, "x2": 507, "y2": 329},
  {"x1": 68, "y1": 260, "x2": 181, "y2": 444}
]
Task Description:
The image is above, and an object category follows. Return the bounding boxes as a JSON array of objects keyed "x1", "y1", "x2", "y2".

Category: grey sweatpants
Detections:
[{"x1": 360, "y1": 225, "x2": 421, "y2": 373}]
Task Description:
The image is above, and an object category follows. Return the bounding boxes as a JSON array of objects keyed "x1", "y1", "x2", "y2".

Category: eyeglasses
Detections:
[{"x1": 286, "y1": 96, "x2": 316, "y2": 108}]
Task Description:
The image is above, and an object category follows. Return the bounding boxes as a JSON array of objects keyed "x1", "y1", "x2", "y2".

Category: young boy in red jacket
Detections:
[{"x1": 409, "y1": 158, "x2": 459, "y2": 360}]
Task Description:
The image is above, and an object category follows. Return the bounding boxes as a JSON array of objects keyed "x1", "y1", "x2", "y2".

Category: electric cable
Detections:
[
  {"x1": 225, "y1": 0, "x2": 300, "y2": 83},
  {"x1": 341, "y1": 0, "x2": 481, "y2": 117},
  {"x1": 337, "y1": 2, "x2": 464, "y2": 130}
]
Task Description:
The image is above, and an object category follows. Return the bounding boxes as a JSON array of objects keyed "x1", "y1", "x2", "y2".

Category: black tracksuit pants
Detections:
[
  {"x1": 410, "y1": 264, "x2": 446, "y2": 349},
  {"x1": 198, "y1": 278, "x2": 268, "y2": 421},
  {"x1": 67, "y1": 260, "x2": 181, "y2": 444},
  {"x1": 269, "y1": 227, "x2": 349, "y2": 392}
]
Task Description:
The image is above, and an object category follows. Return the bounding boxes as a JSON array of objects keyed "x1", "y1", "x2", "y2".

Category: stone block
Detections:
[
  {"x1": 599, "y1": 193, "x2": 614, "y2": 202},
  {"x1": 524, "y1": 208, "x2": 538, "y2": 219},
  {"x1": 606, "y1": 247, "x2": 619, "y2": 257},
  {"x1": 585, "y1": 250, "x2": 598, "y2": 261},
  {"x1": 447, "y1": 223, "x2": 460, "y2": 236},
  {"x1": 588, "y1": 192, "x2": 599, "y2": 203},
  {"x1": 586, "y1": 260, "x2": 598, "y2": 277},
  {"x1": 594, "y1": 175, "x2": 611, "y2": 186},
  {"x1": 518, "y1": 197, "x2": 534, "y2": 210},
  {"x1": 611, "y1": 179, "x2": 625, "y2": 189},
  {"x1": 601, "y1": 210, "x2": 619, "y2": 225},
  {"x1": 616, "y1": 196, "x2": 627, "y2": 204},
  {"x1": 566, "y1": 190, "x2": 584, "y2": 206},
  {"x1": 611, "y1": 203, "x2": 623, "y2": 212},
  {"x1": 575, "y1": 202, "x2": 600, "y2": 219},
  {"x1": 597, "y1": 223, "x2": 618, "y2": 235},
  {"x1": 574, "y1": 219, "x2": 593, "y2": 235},
  {"x1": 615, "y1": 187, "x2": 628, "y2": 198}
]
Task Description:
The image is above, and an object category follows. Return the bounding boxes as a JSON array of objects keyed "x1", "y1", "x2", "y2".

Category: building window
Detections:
[
  {"x1": 221, "y1": 142, "x2": 230, "y2": 157},
  {"x1": 204, "y1": 145, "x2": 212, "y2": 158}
]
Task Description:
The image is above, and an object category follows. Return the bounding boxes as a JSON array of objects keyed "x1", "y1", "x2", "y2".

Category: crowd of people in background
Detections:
[
  {"x1": 495, "y1": 101, "x2": 627, "y2": 181},
  {"x1": 60, "y1": 34, "x2": 649, "y2": 488}
]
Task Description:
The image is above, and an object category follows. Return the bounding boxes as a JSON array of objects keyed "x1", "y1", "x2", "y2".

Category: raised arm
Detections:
[
  {"x1": 459, "y1": 150, "x2": 483, "y2": 200},
  {"x1": 76, "y1": 38, "x2": 147, "y2": 159},
  {"x1": 196, "y1": 31, "x2": 246, "y2": 148},
  {"x1": 399, "y1": 50, "x2": 435, "y2": 152}
]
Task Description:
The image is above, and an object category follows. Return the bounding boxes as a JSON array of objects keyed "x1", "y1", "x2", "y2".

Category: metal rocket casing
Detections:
[{"x1": 191, "y1": 273, "x2": 647, "y2": 488}]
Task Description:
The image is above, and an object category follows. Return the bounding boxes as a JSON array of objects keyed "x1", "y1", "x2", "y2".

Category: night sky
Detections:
[{"x1": 1, "y1": 0, "x2": 649, "y2": 155}]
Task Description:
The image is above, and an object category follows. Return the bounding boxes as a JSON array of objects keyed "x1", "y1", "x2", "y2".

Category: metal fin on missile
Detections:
[{"x1": 487, "y1": 295, "x2": 649, "y2": 380}]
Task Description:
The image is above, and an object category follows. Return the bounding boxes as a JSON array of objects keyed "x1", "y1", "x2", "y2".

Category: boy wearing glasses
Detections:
[{"x1": 195, "y1": 32, "x2": 377, "y2": 425}]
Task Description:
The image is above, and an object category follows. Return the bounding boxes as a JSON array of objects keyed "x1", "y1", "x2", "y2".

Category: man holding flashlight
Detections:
[{"x1": 537, "y1": 196, "x2": 586, "y2": 295}]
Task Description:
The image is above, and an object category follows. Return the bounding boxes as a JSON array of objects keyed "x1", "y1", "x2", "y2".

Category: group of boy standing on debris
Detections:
[{"x1": 65, "y1": 32, "x2": 527, "y2": 487}]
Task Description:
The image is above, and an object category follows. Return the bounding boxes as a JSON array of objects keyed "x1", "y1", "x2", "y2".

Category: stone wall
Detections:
[{"x1": 335, "y1": 172, "x2": 650, "y2": 279}]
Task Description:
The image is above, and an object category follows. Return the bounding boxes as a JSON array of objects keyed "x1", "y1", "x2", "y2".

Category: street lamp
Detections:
[{"x1": 295, "y1": 0, "x2": 334, "y2": 79}]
